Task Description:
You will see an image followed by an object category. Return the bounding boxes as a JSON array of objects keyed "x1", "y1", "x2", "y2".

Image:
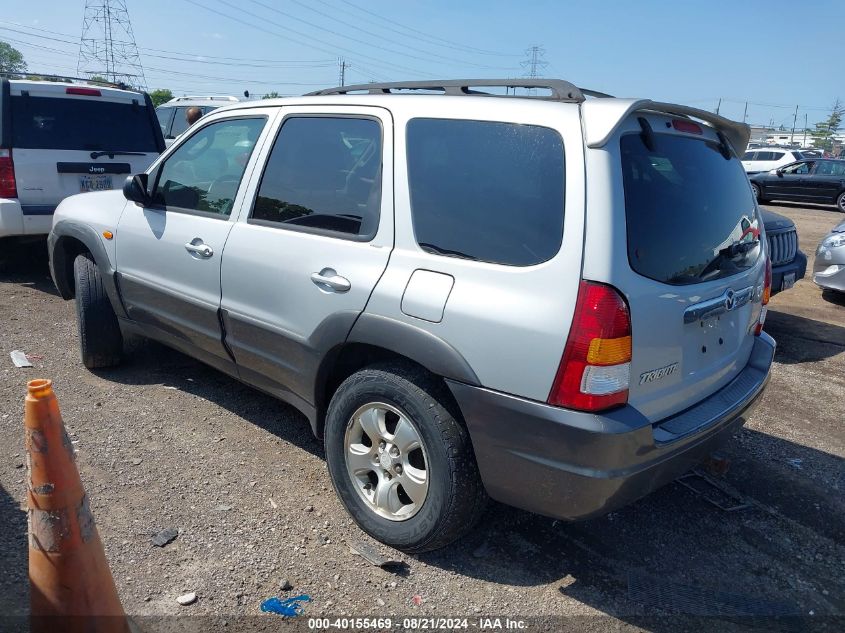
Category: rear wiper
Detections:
[
  {"x1": 698, "y1": 240, "x2": 759, "y2": 279},
  {"x1": 90, "y1": 151, "x2": 147, "y2": 159},
  {"x1": 418, "y1": 242, "x2": 479, "y2": 260}
]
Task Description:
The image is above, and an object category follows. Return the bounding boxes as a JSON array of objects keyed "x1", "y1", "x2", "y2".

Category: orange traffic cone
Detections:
[{"x1": 25, "y1": 379, "x2": 130, "y2": 633}]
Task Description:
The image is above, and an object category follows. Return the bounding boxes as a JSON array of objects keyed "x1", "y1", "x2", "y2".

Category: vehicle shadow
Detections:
[
  {"x1": 95, "y1": 339, "x2": 323, "y2": 459},
  {"x1": 761, "y1": 201, "x2": 841, "y2": 214},
  {"x1": 821, "y1": 289, "x2": 845, "y2": 307},
  {"x1": 0, "y1": 238, "x2": 59, "y2": 298},
  {"x1": 418, "y1": 428, "x2": 844, "y2": 629},
  {"x1": 764, "y1": 309, "x2": 845, "y2": 364},
  {"x1": 0, "y1": 481, "x2": 28, "y2": 619}
]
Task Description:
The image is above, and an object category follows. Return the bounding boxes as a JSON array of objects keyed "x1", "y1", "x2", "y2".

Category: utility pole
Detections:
[
  {"x1": 715, "y1": 98, "x2": 722, "y2": 115},
  {"x1": 790, "y1": 105, "x2": 798, "y2": 145},
  {"x1": 77, "y1": 0, "x2": 147, "y2": 89},
  {"x1": 803, "y1": 113, "x2": 808, "y2": 147},
  {"x1": 742, "y1": 101, "x2": 748, "y2": 123},
  {"x1": 338, "y1": 57, "x2": 348, "y2": 87}
]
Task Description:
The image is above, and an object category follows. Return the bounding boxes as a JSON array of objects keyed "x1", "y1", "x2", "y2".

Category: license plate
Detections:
[
  {"x1": 781, "y1": 272, "x2": 796, "y2": 291},
  {"x1": 80, "y1": 175, "x2": 112, "y2": 193}
]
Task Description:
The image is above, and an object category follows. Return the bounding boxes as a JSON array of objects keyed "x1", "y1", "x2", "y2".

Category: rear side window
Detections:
[
  {"x1": 10, "y1": 95, "x2": 159, "y2": 152},
  {"x1": 621, "y1": 132, "x2": 761, "y2": 285},
  {"x1": 406, "y1": 118, "x2": 564, "y2": 266},
  {"x1": 742, "y1": 151, "x2": 755, "y2": 160},
  {"x1": 251, "y1": 116, "x2": 383, "y2": 239}
]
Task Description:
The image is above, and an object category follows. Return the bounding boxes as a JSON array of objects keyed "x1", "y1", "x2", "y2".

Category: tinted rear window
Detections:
[
  {"x1": 11, "y1": 95, "x2": 159, "y2": 152},
  {"x1": 406, "y1": 118, "x2": 564, "y2": 266},
  {"x1": 621, "y1": 132, "x2": 761, "y2": 285}
]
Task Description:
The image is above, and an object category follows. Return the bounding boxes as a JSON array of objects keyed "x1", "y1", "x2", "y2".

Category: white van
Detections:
[
  {"x1": 155, "y1": 95, "x2": 240, "y2": 146},
  {"x1": 0, "y1": 76, "x2": 164, "y2": 238}
]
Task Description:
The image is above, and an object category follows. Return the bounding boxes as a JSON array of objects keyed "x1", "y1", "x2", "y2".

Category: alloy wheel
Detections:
[{"x1": 343, "y1": 402, "x2": 429, "y2": 521}]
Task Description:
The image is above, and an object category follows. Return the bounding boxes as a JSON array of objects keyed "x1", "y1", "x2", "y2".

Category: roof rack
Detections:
[
  {"x1": 170, "y1": 95, "x2": 240, "y2": 102},
  {"x1": 0, "y1": 71, "x2": 131, "y2": 90},
  {"x1": 306, "y1": 79, "x2": 613, "y2": 102}
]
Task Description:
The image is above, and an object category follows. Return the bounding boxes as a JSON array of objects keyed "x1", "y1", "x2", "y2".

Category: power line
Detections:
[
  {"x1": 283, "y1": 0, "x2": 519, "y2": 70},
  {"x1": 183, "y1": 0, "x2": 435, "y2": 78},
  {"x1": 243, "y1": 0, "x2": 516, "y2": 71},
  {"x1": 330, "y1": 0, "x2": 516, "y2": 57},
  {"x1": 0, "y1": 21, "x2": 337, "y2": 67}
]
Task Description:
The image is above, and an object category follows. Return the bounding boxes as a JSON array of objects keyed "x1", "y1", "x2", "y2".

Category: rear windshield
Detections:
[
  {"x1": 10, "y1": 95, "x2": 159, "y2": 152},
  {"x1": 621, "y1": 131, "x2": 761, "y2": 285}
]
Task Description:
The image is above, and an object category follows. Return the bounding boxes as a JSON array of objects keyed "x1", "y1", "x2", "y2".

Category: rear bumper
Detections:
[
  {"x1": 448, "y1": 332, "x2": 775, "y2": 521},
  {"x1": 0, "y1": 199, "x2": 54, "y2": 237},
  {"x1": 770, "y1": 250, "x2": 807, "y2": 295}
]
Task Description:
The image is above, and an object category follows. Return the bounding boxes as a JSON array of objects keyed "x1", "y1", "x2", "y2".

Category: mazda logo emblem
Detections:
[{"x1": 725, "y1": 289, "x2": 735, "y2": 311}]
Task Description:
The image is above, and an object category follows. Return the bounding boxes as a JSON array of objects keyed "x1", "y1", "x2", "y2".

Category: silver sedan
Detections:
[{"x1": 814, "y1": 219, "x2": 845, "y2": 292}]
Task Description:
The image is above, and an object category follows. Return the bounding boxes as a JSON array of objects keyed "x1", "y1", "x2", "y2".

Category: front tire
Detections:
[
  {"x1": 324, "y1": 362, "x2": 487, "y2": 552},
  {"x1": 73, "y1": 253, "x2": 123, "y2": 369},
  {"x1": 837, "y1": 190, "x2": 845, "y2": 213}
]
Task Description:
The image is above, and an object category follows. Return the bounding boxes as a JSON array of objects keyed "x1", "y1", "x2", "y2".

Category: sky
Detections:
[{"x1": 2, "y1": 0, "x2": 843, "y2": 130}]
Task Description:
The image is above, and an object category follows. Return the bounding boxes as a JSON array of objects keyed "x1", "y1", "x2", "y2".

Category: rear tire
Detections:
[
  {"x1": 73, "y1": 253, "x2": 123, "y2": 369},
  {"x1": 837, "y1": 190, "x2": 845, "y2": 213},
  {"x1": 324, "y1": 362, "x2": 487, "y2": 552}
]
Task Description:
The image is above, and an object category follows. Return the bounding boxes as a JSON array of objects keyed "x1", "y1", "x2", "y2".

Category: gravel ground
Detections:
[{"x1": 1, "y1": 203, "x2": 843, "y2": 632}]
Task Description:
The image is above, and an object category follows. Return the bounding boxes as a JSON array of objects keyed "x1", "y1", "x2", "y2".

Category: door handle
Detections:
[
  {"x1": 311, "y1": 268, "x2": 351, "y2": 293},
  {"x1": 184, "y1": 240, "x2": 213, "y2": 258}
]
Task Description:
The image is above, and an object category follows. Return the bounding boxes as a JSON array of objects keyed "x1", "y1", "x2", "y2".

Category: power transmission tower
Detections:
[
  {"x1": 338, "y1": 57, "x2": 349, "y2": 87},
  {"x1": 77, "y1": 0, "x2": 147, "y2": 90},
  {"x1": 521, "y1": 46, "x2": 548, "y2": 79}
]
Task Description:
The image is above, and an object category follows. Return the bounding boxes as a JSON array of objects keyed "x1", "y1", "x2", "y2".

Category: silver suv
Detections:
[{"x1": 48, "y1": 80, "x2": 775, "y2": 552}]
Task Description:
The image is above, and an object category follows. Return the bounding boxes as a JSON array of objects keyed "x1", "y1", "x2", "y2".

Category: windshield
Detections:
[
  {"x1": 621, "y1": 131, "x2": 761, "y2": 285},
  {"x1": 11, "y1": 95, "x2": 159, "y2": 152}
]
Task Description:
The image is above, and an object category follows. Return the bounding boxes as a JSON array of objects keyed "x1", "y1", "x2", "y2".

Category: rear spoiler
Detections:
[{"x1": 582, "y1": 99, "x2": 750, "y2": 157}]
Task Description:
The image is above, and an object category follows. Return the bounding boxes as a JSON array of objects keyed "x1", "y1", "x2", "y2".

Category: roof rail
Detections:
[
  {"x1": 170, "y1": 95, "x2": 240, "y2": 102},
  {"x1": 306, "y1": 79, "x2": 614, "y2": 102},
  {"x1": 0, "y1": 71, "x2": 132, "y2": 90}
]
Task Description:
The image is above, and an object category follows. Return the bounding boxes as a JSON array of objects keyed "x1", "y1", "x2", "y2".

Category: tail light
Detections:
[
  {"x1": 0, "y1": 149, "x2": 17, "y2": 198},
  {"x1": 755, "y1": 256, "x2": 772, "y2": 336},
  {"x1": 548, "y1": 281, "x2": 632, "y2": 412}
]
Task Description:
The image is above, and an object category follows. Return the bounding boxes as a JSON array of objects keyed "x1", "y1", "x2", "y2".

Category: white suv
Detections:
[
  {"x1": 0, "y1": 76, "x2": 163, "y2": 239},
  {"x1": 155, "y1": 95, "x2": 240, "y2": 146},
  {"x1": 48, "y1": 80, "x2": 775, "y2": 551},
  {"x1": 741, "y1": 147, "x2": 804, "y2": 174}
]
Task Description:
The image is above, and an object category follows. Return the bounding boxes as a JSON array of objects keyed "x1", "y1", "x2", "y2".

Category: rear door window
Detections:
[
  {"x1": 621, "y1": 132, "x2": 761, "y2": 285},
  {"x1": 10, "y1": 95, "x2": 159, "y2": 152},
  {"x1": 406, "y1": 118, "x2": 565, "y2": 266}
]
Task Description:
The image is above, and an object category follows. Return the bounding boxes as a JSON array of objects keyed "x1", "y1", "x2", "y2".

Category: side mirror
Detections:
[
  {"x1": 775, "y1": 169, "x2": 784, "y2": 178},
  {"x1": 123, "y1": 173, "x2": 150, "y2": 206}
]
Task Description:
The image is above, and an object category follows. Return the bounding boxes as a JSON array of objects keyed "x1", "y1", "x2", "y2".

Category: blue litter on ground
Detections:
[{"x1": 260, "y1": 594, "x2": 311, "y2": 617}]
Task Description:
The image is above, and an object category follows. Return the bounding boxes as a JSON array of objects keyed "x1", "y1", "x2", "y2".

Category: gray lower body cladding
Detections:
[{"x1": 447, "y1": 332, "x2": 775, "y2": 521}]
